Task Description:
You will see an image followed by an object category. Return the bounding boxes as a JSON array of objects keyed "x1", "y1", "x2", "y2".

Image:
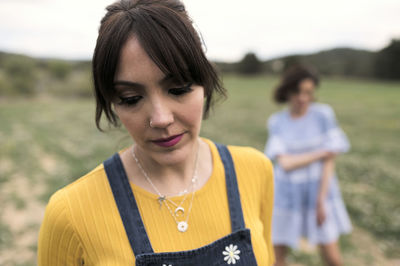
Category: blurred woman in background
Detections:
[
  {"x1": 38, "y1": 0, "x2": 275, "y2": 265},
  {"x1": 265, "y1": 65, "x2": 352, "y2": 266}
]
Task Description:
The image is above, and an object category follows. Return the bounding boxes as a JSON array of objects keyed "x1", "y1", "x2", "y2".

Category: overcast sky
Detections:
[{"x1": 0, "y1": 0, "x2": 399, "y2": 62}]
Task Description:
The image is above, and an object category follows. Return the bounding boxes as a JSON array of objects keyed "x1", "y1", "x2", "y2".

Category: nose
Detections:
[{"x1": 148, "y1": 98, "x2": 174, "y2": 129}]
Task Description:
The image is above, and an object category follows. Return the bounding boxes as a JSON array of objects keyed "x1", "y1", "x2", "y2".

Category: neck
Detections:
[{"x1": 133, "y1": 138, "x2": 201, "y2": 195}]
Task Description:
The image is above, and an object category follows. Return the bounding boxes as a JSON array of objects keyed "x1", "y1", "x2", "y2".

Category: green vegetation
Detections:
[
  {"x1": 215, "y1": 48, "x2": 377, "y2": 77},
  {"x1": 217, "y1": 38, "x2": 400, "y2": 80},
  {"x1": 374, "y1": 39, "x2": 400, "y2": 80},
  {"x1": 2, "y1": 39, "x2": 399, "y2": 100},
  {"x1": 0, "y1": 75, "x2": 399, "y2": 265},
  {"x1": 0, "y1": 52, "x2": 92, "y2": 97},
  {"x1": 236, "y1": 52, "x2": 263, "y2": 75},
  {"x1": 0, "y1": 222, "x2": 13, "y2": 250}
]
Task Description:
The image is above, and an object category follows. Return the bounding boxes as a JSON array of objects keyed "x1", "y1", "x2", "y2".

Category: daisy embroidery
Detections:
[{"x1": 222, "y1": 244, "x2": 241, "y2": 264}]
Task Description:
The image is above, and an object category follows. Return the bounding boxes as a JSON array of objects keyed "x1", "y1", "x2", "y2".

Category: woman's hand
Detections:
[
  {"x1": 316, "y1": 155, "x2": 336, "y2": 227},
  {"x1": 322, "y1": 150, "x2": 337, "y2": 159},
  {"x1": 316, "y1": 200, "x2": 326, "y2": 226}
]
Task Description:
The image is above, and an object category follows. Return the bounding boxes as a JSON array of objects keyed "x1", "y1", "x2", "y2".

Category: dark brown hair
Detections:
[
  {"x1": 273, "y1": 64, "x2": 319, "y2": 103},
  {"x1": 92, "y1": 0, "x2": 226, "y2": 130}
]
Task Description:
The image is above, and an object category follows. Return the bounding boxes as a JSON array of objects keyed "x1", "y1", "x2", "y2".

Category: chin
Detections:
[
  {"x1": 152, "y1": 135, "x2": 198, "y2": 165},
  {"x1": 297, "y1": 104, "x2": 309, "y2": 111},
  {"x1": 153, "y1": 147, "x2": 190, "y2": 166}
]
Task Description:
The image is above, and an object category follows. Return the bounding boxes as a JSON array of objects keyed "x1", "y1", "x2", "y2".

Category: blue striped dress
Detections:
[{"x1": 265, "y1": 103, "x2": 352, "y2": 248}]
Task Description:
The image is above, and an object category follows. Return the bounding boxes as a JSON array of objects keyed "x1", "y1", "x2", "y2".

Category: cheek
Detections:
[
  {"x1": 181, "y1": 94, "x2": 204, "y2": 128},
  {"x1": 288, "y1": 94, "x2": 299, "y2": 104},
  {"x1": 114, "y1": 106, "x2": 146, "y2": 136}
]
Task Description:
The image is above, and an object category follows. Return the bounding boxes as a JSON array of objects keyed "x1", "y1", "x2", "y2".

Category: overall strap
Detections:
[
  {"x1": 215, "y1": 143, "x2": 246, "y2": 231},
  {"x1": 104, "y1": 153, "x2": 154, "y2": 255}
]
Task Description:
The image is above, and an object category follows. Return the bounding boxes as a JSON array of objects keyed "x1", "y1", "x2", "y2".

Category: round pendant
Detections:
[
  {"x1": 174, "y1": 206, "x2": 185, "y2": 217},
  {"x1": 177, "y1": 221, "x2": 188, "y2": 232}
]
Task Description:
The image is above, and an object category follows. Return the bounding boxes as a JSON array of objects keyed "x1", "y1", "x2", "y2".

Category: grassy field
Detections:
[{"x1": 0, "y1": 75, "x2": 399, "y2": 265}]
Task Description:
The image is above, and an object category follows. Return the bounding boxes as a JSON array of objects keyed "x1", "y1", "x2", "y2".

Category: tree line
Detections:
[
  {"x1": 217, "y1": 39, "x2": 400, "y2": 80},
  {"x1": 0, "y1": 39, "x2": 399, "y2": 96}
]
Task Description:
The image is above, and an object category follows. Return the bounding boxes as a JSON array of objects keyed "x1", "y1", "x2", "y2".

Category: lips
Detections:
[{"x1": 152, "y1": 133, "x2": 184, "y2": 147}]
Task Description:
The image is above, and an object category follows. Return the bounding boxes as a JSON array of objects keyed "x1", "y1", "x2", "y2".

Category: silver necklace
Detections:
[
  {"x1": 131, "y1": 147, "x2": 198, "y2": 209},
  {"x1": 131, "y1": 144, "x2": 199, "y2": 232}
]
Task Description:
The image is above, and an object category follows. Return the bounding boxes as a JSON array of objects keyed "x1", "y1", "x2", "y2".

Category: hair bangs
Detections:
[{"x1": 131, "y1": 7, "x2": 195, "y2": 85}]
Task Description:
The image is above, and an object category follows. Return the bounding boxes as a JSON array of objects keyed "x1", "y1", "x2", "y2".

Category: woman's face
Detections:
[
  {"x1": 113, "y1": 36, "x2": 205, "y2": 165},
  {"x1": 288, "y1": 78, "x2": 316, "y2": 113}
]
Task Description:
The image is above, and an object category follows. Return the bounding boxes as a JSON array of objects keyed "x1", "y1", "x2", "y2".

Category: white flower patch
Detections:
[
  {"x1": 162, "y1": 264, "x2": 172, "y2": 266},
  {"x1": 222, "y1": 244, "x2": 241, "y2": 264}
]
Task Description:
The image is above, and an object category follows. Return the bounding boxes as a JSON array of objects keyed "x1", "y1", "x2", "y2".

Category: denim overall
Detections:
[{"x1": 104, "y1": 144, "x2": 258, "y2": 265}]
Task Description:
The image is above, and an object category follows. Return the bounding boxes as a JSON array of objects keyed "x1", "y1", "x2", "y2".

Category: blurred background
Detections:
[{"x1": 0, "y1": 0, "x2": 399, "y2": 265}]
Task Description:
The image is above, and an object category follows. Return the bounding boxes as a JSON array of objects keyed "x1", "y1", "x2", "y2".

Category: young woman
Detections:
[
  {"x1": 38, "y1": 0, "x2": 275, "y2": 265},
  {"x1": 265, "y1": 65, "x2": 352, "y2": 266}
]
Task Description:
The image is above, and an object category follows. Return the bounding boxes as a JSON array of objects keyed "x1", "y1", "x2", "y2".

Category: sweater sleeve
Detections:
[
  {"x1": 260, "y1": 157, "x2": 275, "y2": 265},
  {"x1": 38, "y1": 190, "x2": 84, "y2": 266}
]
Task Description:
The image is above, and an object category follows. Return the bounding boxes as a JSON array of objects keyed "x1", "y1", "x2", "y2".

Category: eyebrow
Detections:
[{"x1": 113, "y1": 74, "x2": 175, "y2": 89}]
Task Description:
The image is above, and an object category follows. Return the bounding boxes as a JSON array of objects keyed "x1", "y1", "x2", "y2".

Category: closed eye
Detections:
[
  {"x1": 118, "y1": 95, "x2": 142, "y2": 106},
  {"x1": 169, "y1": 83, "x2": 193, "y2": 96}
]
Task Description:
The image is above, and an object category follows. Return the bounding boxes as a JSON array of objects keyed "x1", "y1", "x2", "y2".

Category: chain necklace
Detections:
[
  {"x1": 131, "y1": 144, "x2": 199, "y2": 232},
  {"x1": 163, "y1": 187, "x2": 196, "y2": 232},
  {"x1": 131, "y1": 147, "x2": 198, "y2": 208}
]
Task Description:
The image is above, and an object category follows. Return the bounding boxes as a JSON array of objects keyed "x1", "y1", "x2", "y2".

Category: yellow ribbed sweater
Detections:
[{"x1": 38, "y1": 139, "x2": 275, "y2": 265}]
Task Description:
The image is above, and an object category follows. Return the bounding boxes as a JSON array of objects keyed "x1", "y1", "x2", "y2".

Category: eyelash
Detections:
[
  {"x1": 118, "y1": 95, "x2": 142, "y2": 106},
  {"x1": 117, "y1": 83, "x2": 193, "y2": 106},
  {"x1": 169, "y1": 83, "x2": 193, "y2": 96}
]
